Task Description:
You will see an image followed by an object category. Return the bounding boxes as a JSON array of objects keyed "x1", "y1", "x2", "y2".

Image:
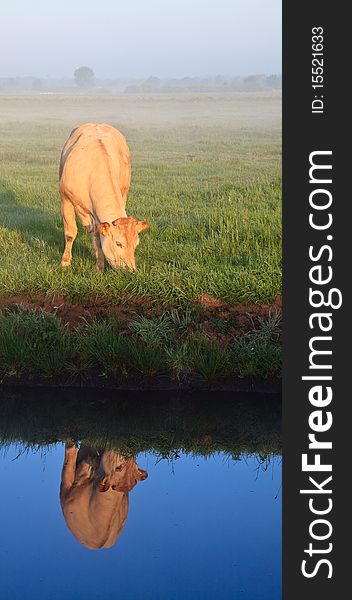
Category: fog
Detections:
[{"x1": 0, "y1": 0, "x2": 281, "y2": 78}]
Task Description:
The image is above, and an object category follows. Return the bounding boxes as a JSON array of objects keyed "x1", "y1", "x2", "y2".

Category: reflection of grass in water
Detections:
[
  {"x1": 0, "y1": 305, "x2": 281, "y2": 380},
  {"x1": 0, "y1": 389, "x2": 281, "y2": 458}
]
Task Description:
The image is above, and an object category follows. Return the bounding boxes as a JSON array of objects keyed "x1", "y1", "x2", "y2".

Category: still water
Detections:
[{"x1": 0, "y1": 390, "x2": 281, "y2": 600}]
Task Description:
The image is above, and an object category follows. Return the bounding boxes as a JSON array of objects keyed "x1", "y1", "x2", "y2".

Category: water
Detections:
[{"x1": 0, "y1": 390, "x2": 281, "y2": 600}]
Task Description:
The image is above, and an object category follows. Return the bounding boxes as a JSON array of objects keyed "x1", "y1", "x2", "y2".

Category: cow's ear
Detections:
[
  {"x1": 98, "y1": 483, "x2": 110, "y2": 492},
  {"x1": 137, "y1": 468, "x2": 148, "y2": 481},
  {"x1": 136, "y1": 220, "x2": 149, "y2": 233},
  {"x1": 98, "y1": 222, "x2": 110, "y2": 236}
]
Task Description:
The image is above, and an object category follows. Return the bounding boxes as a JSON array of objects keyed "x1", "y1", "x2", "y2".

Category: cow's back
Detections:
[
  {"x1": 59, "y1": 123, "x2": 131, "y2": 210},
  {"x1": 62, "y1": 486, "x2": 128, "y2": 549}
]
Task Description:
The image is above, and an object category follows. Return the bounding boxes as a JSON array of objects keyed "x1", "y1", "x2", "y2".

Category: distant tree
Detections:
[
  {"x1": 243, "y1": 74, "x2": 266, "y2": 91},
  {"x1": 74, "y1": 66, "x2": 95, "y2": 88},
  {"x1": 144, "y1": 76, "x2": 161, "y2": 89},
  {"x1": 265, "y1": 74, "x2": 282, "y2": 89},
  {"x1": 229, "y1": 76, "x2": 242, "y2": 91},
  {"x1": 214, "y1": 75, "x2": 226, "y2": 86},
  {"x1": 6, "y1": 77, "x2": 18, "y2": 88},
  {"x1": 32, "y1": 78, "x2": 43, "y2": 91},
  {"x1": 124, "y1": 84, "x2": 140, "y2": 93}
]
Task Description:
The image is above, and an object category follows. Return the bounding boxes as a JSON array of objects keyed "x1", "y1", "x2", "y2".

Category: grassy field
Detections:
[
  {"x1": 0, "y1": 92, "x2": 281, "y2": 305},
  {"x1": 0, "y1": 92, "x2": 281, "y2": 383}
]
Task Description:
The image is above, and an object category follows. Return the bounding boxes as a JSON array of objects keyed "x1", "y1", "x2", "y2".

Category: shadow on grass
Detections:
[{"x1": 0, "y1": 184, "x2": 91, "y2": 262}]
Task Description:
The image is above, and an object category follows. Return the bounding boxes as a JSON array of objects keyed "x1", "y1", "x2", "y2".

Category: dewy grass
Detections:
[
  {"x1": 231, "y1": 313, "x2": 282, "y2": 377},
  {"x1": 0, "y1": 92, "x2": 281, "y2": 306},
  {"x1": 0, "y1": 306, "x2": 71, "y2": 376},
  {"x1": 129, "y1": 314, "x2": 175, "y2": 345},
  {"x1": 189, "y1": 338, "x2": 231, "y2": 382},
  {"x1": 0, "y1": 305, "x2": 281, "y2": 382}
]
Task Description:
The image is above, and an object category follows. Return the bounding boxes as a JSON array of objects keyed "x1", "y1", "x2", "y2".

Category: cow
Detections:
[
  {"x1": 59, "y1": 123, "x2": 149, "y2": 271},
  {"x1": 60, "y1": 443, "x2": 148, "y2": 550}
]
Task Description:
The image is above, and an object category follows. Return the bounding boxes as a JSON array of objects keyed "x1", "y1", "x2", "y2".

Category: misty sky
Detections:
[{"x1": 1, "y1": 0, "x2": 281, "y2": 78}]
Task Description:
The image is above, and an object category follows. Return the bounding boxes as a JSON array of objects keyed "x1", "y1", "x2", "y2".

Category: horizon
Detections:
[{"x1": 1, "y1": 72, "x2": 282, "y2": 81}]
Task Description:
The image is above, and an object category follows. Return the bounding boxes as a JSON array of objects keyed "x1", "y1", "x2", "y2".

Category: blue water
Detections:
[{"x1": 0, "y1": 445, "x2": 281, "y2": 600}]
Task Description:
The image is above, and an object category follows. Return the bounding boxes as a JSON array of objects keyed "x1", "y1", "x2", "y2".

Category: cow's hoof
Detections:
[
  {"x1": 65, "y1": 443, "x2": 78, "y2": 453},
  {"x1": 61, "y1": 259, "x2": 71, "y2": 268}
]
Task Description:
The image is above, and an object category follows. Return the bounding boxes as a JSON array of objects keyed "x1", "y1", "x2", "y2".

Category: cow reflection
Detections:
[{"x1": 60, "y1": 443, "x2": 148, "y2": 550}]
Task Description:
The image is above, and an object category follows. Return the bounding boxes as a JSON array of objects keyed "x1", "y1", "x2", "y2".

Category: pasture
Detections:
[
  {"x1": 0, "y1": 92, "x2": 281, "y2": 305},
  {"x1": 0, "y1": 92, "x2": 281, "y2": 384}
]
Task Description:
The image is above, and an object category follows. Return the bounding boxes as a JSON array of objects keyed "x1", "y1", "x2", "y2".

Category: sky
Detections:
[{"x1": 0, "y1": 0, "x2": 281, "y2": 79}]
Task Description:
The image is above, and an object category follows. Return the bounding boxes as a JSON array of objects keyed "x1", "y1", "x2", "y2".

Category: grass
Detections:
[
  {"x1": 0, "y1": 92, "x2": 281, "y2": 382},
  {"x1": 0, "y1": 92, "x2": 281, "y2": 305},
  {"x1": 0, "y1": 305, "x2": 281, "y2": 383}
]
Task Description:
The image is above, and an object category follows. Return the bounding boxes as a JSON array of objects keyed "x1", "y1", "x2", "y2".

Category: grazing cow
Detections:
[
  {"x1": 60, "y1": 443, "x2": 148, "y2": 550},
  {"x1": 59, "y1": 123, "x2": 149, "y2": 271}
]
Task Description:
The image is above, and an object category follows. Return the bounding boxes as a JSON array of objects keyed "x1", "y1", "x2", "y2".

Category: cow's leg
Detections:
[
  {"x1": 90, "y1": 226, "x2": 105, "y2": 272},
  {"x1": 74, "y1": 208, "x2": 104, "y2": 271},
  {"x1": 61, "y1": 193, "x2": 77, "y2": 267},
  {"x1": 60, "y1": 443, "x2": 78, "y2": 500}
]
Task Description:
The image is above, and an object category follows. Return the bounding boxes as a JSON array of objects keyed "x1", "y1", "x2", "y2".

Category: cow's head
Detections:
[
  {"x1": 98, "y1": 217, "x2": 149, "y2": 270},
  {"x1": 98, "y1": 466, "x2": 148, "y2": 493}
]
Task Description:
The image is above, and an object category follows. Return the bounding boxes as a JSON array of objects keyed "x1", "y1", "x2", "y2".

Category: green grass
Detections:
[
  {"x1": 0, "y1": 92, "x2": 281, "y2": 305},
  {"x1": 0, "y1": 305, "x2": 281, "y2": 382}
]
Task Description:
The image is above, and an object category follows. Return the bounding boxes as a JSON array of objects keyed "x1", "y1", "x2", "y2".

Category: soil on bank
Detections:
[
  {"x1": 0, "y1": 294, "x2": 282, "y2": 390},
  {"x1": 0, "y1": 292, "x2": 282, "y2": 342}
]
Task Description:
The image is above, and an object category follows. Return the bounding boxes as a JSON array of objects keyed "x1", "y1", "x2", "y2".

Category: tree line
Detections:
[{"x1": 0, "y1": 67, "x2": 281, "y2": 93}]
